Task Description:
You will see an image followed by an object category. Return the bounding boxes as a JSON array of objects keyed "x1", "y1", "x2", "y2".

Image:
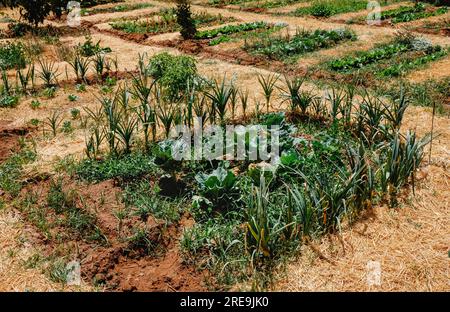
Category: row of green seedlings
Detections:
[
  {"x1": 416, "y1": 18, "x2": 450, "y2": 35},
  {"x1": 176, "y1": 97, "x2": 427, "y2": 282},
  {"x1": 327, "y1": 32, "x2": 448, "y2": 78},
  {"x1": 0, "y1": 54, "x2": 118, "y2": 108},
  {"x1": 240, "y1": 0, "x2": 307, "y2": 10},
  {"x1": 244, "y1": 28, "x2": 357, "y2": 61},
  {"x1": 109, "y1": 8, "x2": 234, "y2": 34},
  {"x1": 380, "y1": 2, "x2": 448, "y2": 24},
  {"x1": 348, "y1": 2, "x2": 449, "y2": 24},
  {"x1": 82, "y1": 54, "x2": 427, "y2": 174},
  {"x1": 194, "y1": 21, "x2": 282, "y2": 46},
  {"x1": 207, "y1": 0, "x2": 259, "y2": 6},
  {"x1": 0, "y1": 36, "x2": 115, "y2": 108},
  {"x1": 293, "y1": 0, "x2": 404, "y2": 18}
]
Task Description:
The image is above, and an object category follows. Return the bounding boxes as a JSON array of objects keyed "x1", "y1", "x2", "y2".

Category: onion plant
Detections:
[
  {"x1": 239, "y1": 89, "x2": 249, "y2": 118},
  {"x1": 37, "y1": 58, "x2": 59, "y2": 88},
  {"x1": 205, "y1": 75, "x2": 232, "y2": 124},
  {"x1": 383, "y1": 85, "x2": 409, "y2": 131},
  {"x1": 44, "y1": 111, "x2": 62, "y2": 137},
  {"x1": 258, "y1": 73, "x2": 279, "y2": 113},
  {"x1": 16, "y1": 65, "x2": 35, "y2": 93},
  {"x1": 132, "y1": 73, "x2": 157, "y2": 149},
  {"x1": 377, "y1": 131, "x2": 430, "y2": 206}
]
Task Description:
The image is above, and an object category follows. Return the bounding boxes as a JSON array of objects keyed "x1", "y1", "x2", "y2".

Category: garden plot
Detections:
[
  {"x1": 81, "y1": 2, "x2": 154, "y2": 16},
  {"x1": 96, "y1": 8, "x2": 236, "y2": 39},
  {"x1": 347, "y1": 2, "x2": 449, "y2": 25},
  {"x1": 228, "y1": 0, "x2": 310, "y2": 13},
  {"x1": 407, "y1": 16, "x2": 450, "y2": 36},
  {"x1": 79, "y1": 4, "x2": 161, "y2": 24},
  {"x1": 292, "y1": 0, "x2": 405, "y2": 18},
  {"x1": 322, "y1": 34, "x2": 449, "y2": 83},
  {"x1": 1, "y1": 0, "x2": 450, "y2": 293}
]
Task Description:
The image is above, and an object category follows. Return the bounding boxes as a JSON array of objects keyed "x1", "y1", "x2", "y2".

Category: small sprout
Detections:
[
  {"x1": 42, "y1": 86, "x2": 56, "y2": 98},
  {"x1": 68, "y1": 94, "x2": 79, "y2": 102},
  {"x1": 101, "y1": 85, "x2": 113, "y2": 94},
  {"x1": 29, "y1": 118, "x2": 40, "y2": 126},
  {"x1": 30, "y1": 100, "x2": 41, "y2": 110},
  {"x1": 62, "y1": 121, "x2": 73, "y2": 134},
  {"x1": 70, "y1": 108, "x2": 80, "y2": 120},
  {"x1": 76, "y1": 84, "x2": 86, "y2": 92},
  {"x1": 105, "y1": 77, "x2": 117, "y2": 87}
]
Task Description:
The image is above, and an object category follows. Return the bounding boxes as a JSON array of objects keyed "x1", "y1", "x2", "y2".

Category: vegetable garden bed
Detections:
[
  {"x1": 110, "y1": 8, "x2": 235, "y2": 35},
  {"x1": 81, "y1": 3, "x2": 154, "y2": 16},
  {"x1": 326, "y1": 34, "x2": 448, "y2": 78}
]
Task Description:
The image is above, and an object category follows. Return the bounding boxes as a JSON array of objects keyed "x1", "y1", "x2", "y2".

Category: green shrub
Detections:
[
  {"x1": 246, "y1": 28, "x2": 356, "y2": 60},
  {"x1": 76, "y1": 152, "x2": 159, "y2": 183},
  {"x1": 148, "y1": 52, "x2": 197, "y2": 100},
  {"x1": 77, "y1": 35, "x2": 112, "y2": 57}
]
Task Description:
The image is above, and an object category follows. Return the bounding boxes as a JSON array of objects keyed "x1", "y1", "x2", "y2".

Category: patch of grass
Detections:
[
  {"x1": 0, "y1": 145, "x2": 36, "y2": 197},
  {"x1": 381, "y1": 2, "x2": 448, "y2": 24},
  {"x1": 0, "y1": 41, "x2": 26, "y2": 70},
  {"x1": 77, "y1": 35, "x2": 112, "y2": 57},
  {"x1": 123, "y1": 180, "x2": 182, "y2": 224},
  {"x1": 46, "y1": 178, "x2": 105, "y2": 242},
  {"x1": 47, "y1": 258, "x2": 69, "y2": 284},
  {"x1": 81, "y1": 3, "x2": 153, "y2": 16},
  {"x1": 110, "y1": 9, "x2": 234, "y2": 35},
  {"x1": 76, "y1": 152, "x2": 160, "y2": 183}
]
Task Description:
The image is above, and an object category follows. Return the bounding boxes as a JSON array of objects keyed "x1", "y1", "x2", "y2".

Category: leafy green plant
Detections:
[
  {"x1": 176, "y1": 0, "x2": 197, "y2": 39},
  {"x1": 68, "y1": 94, "x2": 79, "y2": 102},
  {"x1": 62, "y1": 120, "x2": 73, "y2": 133},
  {"x1": 70, "y1": 108, "x2": 80, "y2": 119},
  {"x1": 205, "y1": 75, "x2": 233, "y2": 122},
  {"x1": 148, "y1": 52, "x2": 197, "y2": 100},
  {"x1": 0, "y1": 41, "x2": 26, "y2": 70},
  {"x1": 195, "y1": 167, "x2": 237, "y2": 208},
  {"x1": 377, "y1": 131, "x2": 430, "y2": 206},
  {"x1": 30, "y1": 99, "x2": 41, "y2": 109},
  {"x1": 77, "y1": 35, "x2": 111, "y2": 57}
]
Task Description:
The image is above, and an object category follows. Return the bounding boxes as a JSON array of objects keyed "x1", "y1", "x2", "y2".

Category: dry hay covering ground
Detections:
[{"x1": 0, "y1": 0, "x2": 449, "y2": 291}]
